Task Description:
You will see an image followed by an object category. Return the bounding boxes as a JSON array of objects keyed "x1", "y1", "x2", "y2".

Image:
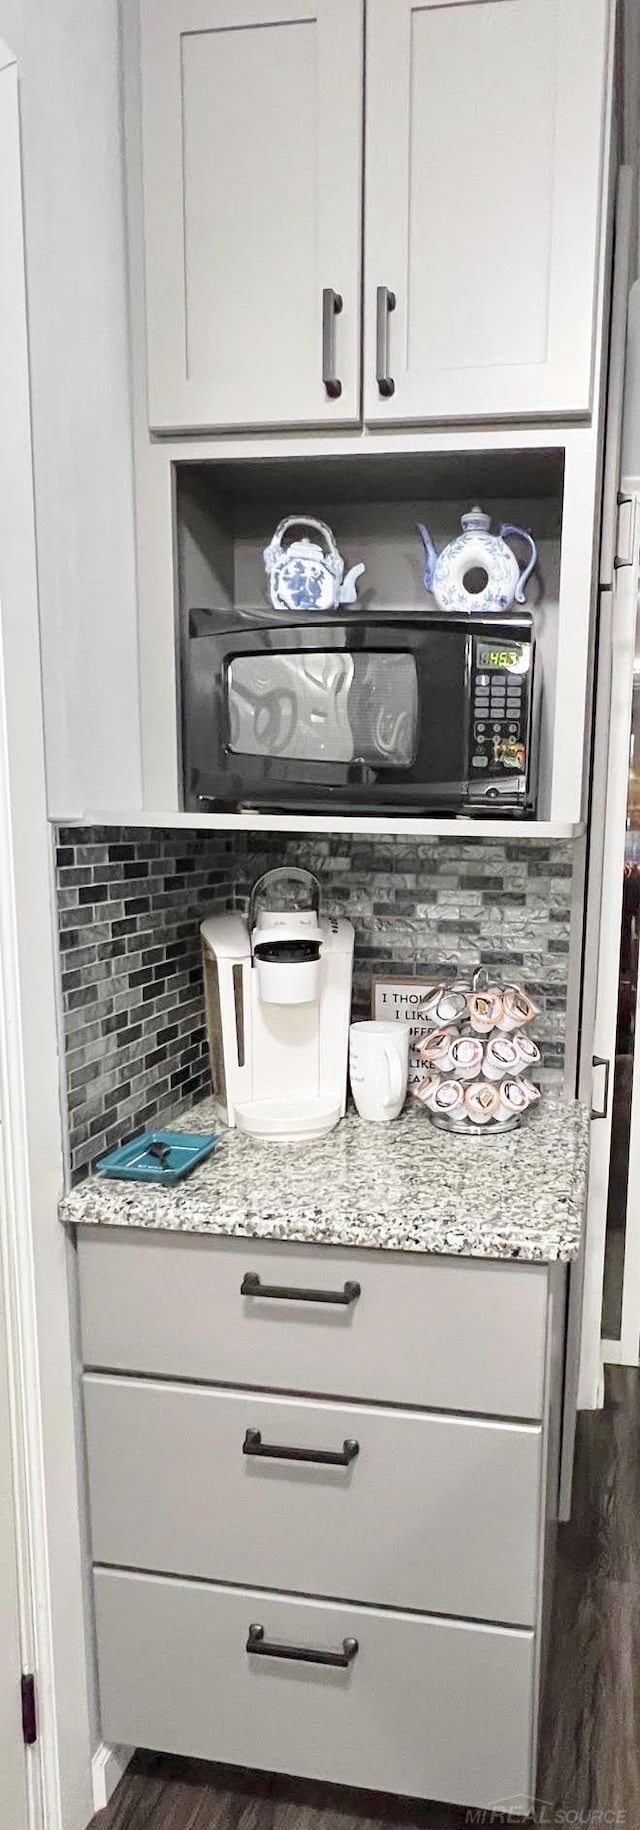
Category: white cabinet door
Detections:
[
  {"x1": 140, "y1": 0, "x2": 363, "y2": 432},
  {"x1": 578, "y1": 492, "x2": 640, "y2": 1406},
  {"x1": 363, "y1": 0, "x2": 610, "y2": 425}
]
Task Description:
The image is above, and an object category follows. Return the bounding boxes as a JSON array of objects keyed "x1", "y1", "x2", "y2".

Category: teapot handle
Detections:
[
  {"x1": 498, "y1": 524, "x2": 538, "y2": 604},
  {"x1": 267, "y1": 516, "x2": 340, "y2": 562}
]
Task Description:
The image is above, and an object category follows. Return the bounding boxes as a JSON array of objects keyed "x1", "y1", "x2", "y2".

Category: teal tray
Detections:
[{"x1": 97, "y1": 1129, "x2": 220, "y2": 1185}]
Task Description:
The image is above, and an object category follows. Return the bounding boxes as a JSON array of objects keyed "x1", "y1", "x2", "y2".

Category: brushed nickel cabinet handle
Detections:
[
  {"x1": 247, "y1": 1623, "x2": 359, "y2": 1668},
  {"x1": 243, "y1": 1428, "x2": 360, "y2": 1467},
  {"x1": 322, "y1": 287, "x2": 343, "y2": 398},
  {"x1": 591, "y1": 1055, "x2": 610, "y2": 1119},
  {"x1": 376, "y1": 285, "x2": 396, "y2": 397}
]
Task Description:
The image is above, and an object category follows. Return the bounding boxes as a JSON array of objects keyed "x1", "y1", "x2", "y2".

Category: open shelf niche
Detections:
[{"x1": 173, "y1": 446, "x2": 567, "y2": 832}]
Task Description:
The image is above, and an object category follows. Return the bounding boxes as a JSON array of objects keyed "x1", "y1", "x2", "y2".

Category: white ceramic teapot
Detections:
[
  {"x1": 263, "y1": 516, "x2": 365, "y2": 613},
  {"x1": 417, "y1": 507, "x2": 537, "y2": 616}
]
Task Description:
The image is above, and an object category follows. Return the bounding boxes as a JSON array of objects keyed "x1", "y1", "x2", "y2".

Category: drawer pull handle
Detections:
[
  {"x1": 376, "y1": 285, "x2": 396, "y2": 397},
  {"x1": 322, "y1": 286, "x2": 343, "y2": 398},
  {"x1": 243, "y1": 1428, "x2": 360, "y2": 1468},
  {"x1": 591, "y1": 1054, "x2": 610, "y2": 1119},
  {"x1": 241, "y1": 1272, "x2": 361, "y2": 1307},
  {"x1": 247, "y1": 1623, "x2": 359, "y2": 1669}
]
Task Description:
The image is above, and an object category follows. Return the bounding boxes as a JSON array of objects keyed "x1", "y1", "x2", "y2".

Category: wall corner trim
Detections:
[{"x1": 91, "y1": 1742, "x2": 133, "y2": 1813}]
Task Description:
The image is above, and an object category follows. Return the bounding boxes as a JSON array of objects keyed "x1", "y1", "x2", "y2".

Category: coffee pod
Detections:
[
  {"x1": 483, "y1": 1035, "x2": 521, "y2": 1081},
  {"x1": 513, "y1": 1031, "x2": 541, "y2": 1069},
  {"x1": 496, "y1": 1078, "x2": 530, "y2": 1121},
  {"x1": 497, "y1": 986, "x2": 539, "y2": 1033},
  {"x1": 430, "y1": 1078, "x2": 465, "y2": 1116},
  {"x1": 423, "y1": 985, "x2": 446, "y2": 1018},
  {"x1": 414, "y1": 1019, "x2": 439, "y2": 1049},
  {"x1": 463, "y1": 1081, "x2": 500, "y2": 1125},
  {"x1": 447, "y1": 1035, "x2": 484, "y2": 1081},
  {"x1": 429, "y1": 987, "x2": 468, "y2": 1028},
  {"x1": 420, "y1": 1027, "x2": 456, "y2": 1070},
  {"x1": 467, "y1": 990, "x2": 504, "y2": 1034},
  {"x1": 413, "y1": 1071, "x2": 441, "y2": 1106},
  {"x1": 519, "y1": 1077, "x2": 541, "y2": 1105}
]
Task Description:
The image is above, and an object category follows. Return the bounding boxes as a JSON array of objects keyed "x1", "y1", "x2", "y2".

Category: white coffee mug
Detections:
[{"x1": 349, "y1": 1021, "x2": 409, "y2": 1122}]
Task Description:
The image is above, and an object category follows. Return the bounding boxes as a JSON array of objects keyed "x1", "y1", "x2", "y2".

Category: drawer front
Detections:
[
  {"x1": 77, "y1": 1229, "x2": 548, "y2": 1418},
  {"x1": 84, "y1": 1376, "x2": 542, "y2": 1625},
  {"x1": 94, "y1": 1569, "x2": 535, "y2": 1809}
]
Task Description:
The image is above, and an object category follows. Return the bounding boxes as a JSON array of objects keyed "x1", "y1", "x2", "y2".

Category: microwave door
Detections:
[{"x1": 185, "y1": 619, "x2": 474, "y2": 813}]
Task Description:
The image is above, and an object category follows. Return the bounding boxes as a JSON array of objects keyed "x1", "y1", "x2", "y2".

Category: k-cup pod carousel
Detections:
[{"x1": 413, "y1": 969, "x2": 542, "y2": 1136}]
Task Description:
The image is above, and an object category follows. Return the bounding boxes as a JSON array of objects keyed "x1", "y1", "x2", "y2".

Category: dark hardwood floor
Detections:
[{"x1": 91, "y1": 1367, "x2": 640, "y2": 1830}]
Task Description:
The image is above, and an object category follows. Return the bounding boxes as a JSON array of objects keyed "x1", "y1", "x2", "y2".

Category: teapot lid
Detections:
[{"x1": 460, "y1": 506, "x2": 492, "y2": 534}]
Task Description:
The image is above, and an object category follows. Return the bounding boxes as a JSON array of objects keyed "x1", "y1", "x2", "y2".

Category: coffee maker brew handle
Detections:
[
  {"x1": 249, "y1": 869, "x2": 321, "y2": 934},
  {"x1": 382, "y1": 1046, "x2": 404, "y2": 1109}
]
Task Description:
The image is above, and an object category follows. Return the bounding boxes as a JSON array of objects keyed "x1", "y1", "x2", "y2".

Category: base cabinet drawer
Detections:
[
  {"x1": 77, "y1": 1229, "x2": 549, "y2": 1419},
  {"x1": 94, "y1": 1569, "x2": 536, "y2": 1811},
  {"x1": 84, "y1": 1376, "x2": 542, "y2": 1625}
]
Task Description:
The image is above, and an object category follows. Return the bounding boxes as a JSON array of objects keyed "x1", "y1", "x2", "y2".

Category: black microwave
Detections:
[{"x1": 182, "y1": 605, "x2": 538, "y2": 817}]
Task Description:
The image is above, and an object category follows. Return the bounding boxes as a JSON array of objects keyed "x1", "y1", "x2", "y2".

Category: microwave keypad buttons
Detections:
[{"x1": 470, "y1": 637, "x2": 530, "y2": 786}]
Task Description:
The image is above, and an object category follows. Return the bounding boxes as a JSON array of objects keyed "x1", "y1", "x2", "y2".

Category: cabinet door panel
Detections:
[
  {"x1": 364, "y1": 0, "x2": 609, "y2": 424},
  {"x1": 141, "y1": 0, "x2": 363, "y2": 431},
  {"x1": 77, "y1": 1229, "x2": 549, "y2": 1419},
  {"x1": 95, "y1": 1570, "x2": 536, "y2": 1808},
  {"x1": 83, "y1": 1377, "x2": 542, "y2": 1623}
]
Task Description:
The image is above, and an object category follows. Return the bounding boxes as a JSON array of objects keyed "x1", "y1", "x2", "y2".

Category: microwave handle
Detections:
[{"x1": 465, "y1": 629, "x2": 475, "y2": 792}]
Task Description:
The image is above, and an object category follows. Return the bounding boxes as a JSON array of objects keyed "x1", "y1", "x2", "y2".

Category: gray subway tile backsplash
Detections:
[{"x1": 54, "y1": 826, "x2": 574, "y2": 1183}]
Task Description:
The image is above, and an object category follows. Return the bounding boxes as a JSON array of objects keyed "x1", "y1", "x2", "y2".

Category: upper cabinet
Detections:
[
  {"x1": 139, "y1": 0, "x2": 364, "y2": 433},
  {"x1": 134, "y1": 0, "x2": 611, "y2": 435},
  {"x1": 363, "y1": 0, "x2": 609, "y2": 426}
]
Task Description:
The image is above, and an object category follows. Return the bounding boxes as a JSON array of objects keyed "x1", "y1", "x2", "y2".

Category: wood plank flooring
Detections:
[{"x1": 91, "y1": 1368, "x2": 640, "y2": 1830}]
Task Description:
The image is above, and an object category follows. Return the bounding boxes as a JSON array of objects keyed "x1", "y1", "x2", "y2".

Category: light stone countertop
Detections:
[{"x1": 60, "y1": 1095, "x2": 589, "y2": 1264}]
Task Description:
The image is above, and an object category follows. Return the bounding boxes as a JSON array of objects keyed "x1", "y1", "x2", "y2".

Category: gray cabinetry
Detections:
[
  {"x1": 83, "y1": 1375, "x2": 543, "y2": 1623},
  {"x1": 76, "y1": 1227, "x2": 565, "y2": 1813},
  {"x1": 134, "y1": 0, "x2": 611, "y2": 434},
  {"x1": 363, "y1": 0, "x2": 610, "y2": 425},
  {"x1": 139, "y1": 0, "x2": 363, "y2": 432},
  {"x1": 77, "y1": 1228, "x2": 548, "y2": 1417},
  {"x1": 95, "y1": 1569, "x2": 536, "y2": 1810}
]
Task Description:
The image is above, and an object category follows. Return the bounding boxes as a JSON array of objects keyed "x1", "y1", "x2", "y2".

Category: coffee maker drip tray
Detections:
[{"x1": 233, "y1": 1096, "x2": 342, "y2": 1143}]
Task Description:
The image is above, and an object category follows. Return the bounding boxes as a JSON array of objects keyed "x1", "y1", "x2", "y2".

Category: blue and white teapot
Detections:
[
  {"x1": 264, "y1": 516, "x2": 366, "y2": 613},
  {"x1": 417, "y1": 507, "x2": 537, "y2": 616}
]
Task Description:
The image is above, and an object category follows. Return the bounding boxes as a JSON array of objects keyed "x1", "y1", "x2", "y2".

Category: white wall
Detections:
[
  {"x1": 0, "y1": 0, "x2": 142, "y2": 815},
  {"x1": 621, "y1": 0, "x2": 640, "y2": 274},
  {"x1": 0, "y1": 42, "x2": 95, "y2": 1827}
]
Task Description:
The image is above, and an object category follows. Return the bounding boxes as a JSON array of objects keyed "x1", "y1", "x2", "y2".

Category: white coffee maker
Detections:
[{"x1": 200, "y1": 868, "x2": 354, "y2": 1142}]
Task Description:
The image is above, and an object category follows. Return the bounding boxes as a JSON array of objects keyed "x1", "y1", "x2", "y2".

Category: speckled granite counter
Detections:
[{"x1": 60, "y1": 1096, "x2": 589, "y2": 1264}]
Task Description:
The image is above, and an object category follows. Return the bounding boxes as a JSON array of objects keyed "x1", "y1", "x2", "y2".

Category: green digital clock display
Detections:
[{"x1": 477, "y1": 643, "x2": 521, "y2": 670}]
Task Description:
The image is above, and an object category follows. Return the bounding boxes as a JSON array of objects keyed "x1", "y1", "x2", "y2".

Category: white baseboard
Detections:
[{"x1": 91, "y1": 1742, "x2": 133, "y2": 1812}]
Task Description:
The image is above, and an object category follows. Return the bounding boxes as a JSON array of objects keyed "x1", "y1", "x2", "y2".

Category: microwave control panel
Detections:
[{"x1": 469, "y1": 641, "x2": 531, "y2": 789}]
